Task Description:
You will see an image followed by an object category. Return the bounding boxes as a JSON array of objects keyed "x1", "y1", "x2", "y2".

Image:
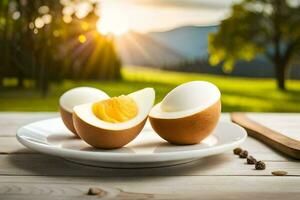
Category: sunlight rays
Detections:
[
  {"x1": 116, "y1": 33, "x2": 154, "y2": 65},
  {"x1": 95, "y1": 3, "x2": 129, "y2": 36}
]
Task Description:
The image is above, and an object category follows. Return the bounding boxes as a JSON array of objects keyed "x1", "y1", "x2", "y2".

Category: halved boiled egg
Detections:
[
  {"x1": 149, "y1": 81, "x2": 221, "y2": 145},
  {"x1": 59, "y1": 87, "x2": 109, "y2": 136},
  {"x1": 73, "y1": 88, "x2": 155, "y2": 149}
]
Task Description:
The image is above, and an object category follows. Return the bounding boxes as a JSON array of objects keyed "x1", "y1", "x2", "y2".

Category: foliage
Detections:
[
  {"x1": 208, "y1": 0, "x2": 300, "y2": 90},
  {"x1": 0, "y1": 66, "x2": 300, "y2": 112},
  {"x1": 0, "y1": 0, "x2": 121, "y2": 94}
]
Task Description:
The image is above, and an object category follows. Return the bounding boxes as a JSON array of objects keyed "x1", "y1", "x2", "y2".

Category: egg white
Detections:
[
  {"x1": 60, "y1": 87, "x2": 109, "y2": 112},
  {"x1": 149, "y1": 81, "x2": 221, "y2": 119}
]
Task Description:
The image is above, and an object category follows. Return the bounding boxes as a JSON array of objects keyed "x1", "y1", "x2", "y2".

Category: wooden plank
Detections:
[
  {"x1": 0, "y1": 136, "x2": 290, "y2": 161},
  {"x1": 0, "y1": 113, "x2": 299, "y2": 199},
  {"x1": 0, "y1": 154, "x2": 299, "y2": 177},
  {"x1": 0, "y1": 176, "x2": 299, "y2": 200},
  {"x1": 0, "y1": 137, "x2": 34, "y2": 154},
  {"x1": 0, "y1": 112, "x2": 58, "y2": 137},
  {"x1": 231, "y1": 113, "x2": 300, "y2": 159},
  {"x1": 247, "y1": 113, "x2": 300, "y2": 141}
]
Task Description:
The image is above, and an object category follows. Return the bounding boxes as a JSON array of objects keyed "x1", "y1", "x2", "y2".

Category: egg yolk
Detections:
[{"x1": 92, "y1": 95, "x2": 138, "y2": 123}]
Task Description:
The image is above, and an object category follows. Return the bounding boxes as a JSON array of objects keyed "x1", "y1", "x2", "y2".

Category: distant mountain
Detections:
[
  {"x1": 114, "y1": 26, "x2": 300, "y2": 79},
  {"x1": 148, "y1": 25, "x2": 218, "y2": 59},
  {"x1": 114, "y1": 25, "x2": 216, "y2": 67},
  {"x1": 115, "y1": 31, "x2": 186, "y2": 67}
]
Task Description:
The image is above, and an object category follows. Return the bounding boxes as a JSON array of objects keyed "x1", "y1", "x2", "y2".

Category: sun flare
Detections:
[
  {"x1": 96, "y1": 19, "x2": 129, "y2": 36},
  {"x1": 96, "y1": 6, "x2": 129, "y2": 36}
]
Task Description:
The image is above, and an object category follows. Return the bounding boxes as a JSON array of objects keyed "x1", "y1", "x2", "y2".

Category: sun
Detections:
[
  {"x1": 95, "y1": 1, "x2": 130, "y2": 36},
  {"x1": 96, "y1": 19, "x2": 128, "y2": 36},
  {"x1": 96, "y1": 7, "x2": 129, "y2": 36}
]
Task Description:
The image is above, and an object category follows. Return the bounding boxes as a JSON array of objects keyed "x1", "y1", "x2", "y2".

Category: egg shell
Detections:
[
  {"x1": 149, "y1": 100, "x2": 221, "y2": 145},
  {"x1": 73, "y1": 113, "x2": 147, "y2": 149},
  {"x1": 60, "y1": 106, "x2": 78, "y2": 136},
  {"x1": 72, "y1": 88, "x2": 155, "y2": 149}
]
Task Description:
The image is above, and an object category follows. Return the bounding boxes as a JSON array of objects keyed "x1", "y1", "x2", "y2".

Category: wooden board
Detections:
[
  {"x1": 231, "y1": 113, "x2": 300, "y2": 159},
  {"x1": 0, "y1": 112, "x2": 58, "y2": 137},
  {"x1": 0, "y1": 112, "x2": 300, "y2": 200},
  {"x1": 0, "y1": 176, "x2": 299, "y2": 200}
]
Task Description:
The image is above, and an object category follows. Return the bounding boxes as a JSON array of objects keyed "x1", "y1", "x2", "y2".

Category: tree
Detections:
[
  {"x1": 0, "y1": 0, "x2": 121, "y2": 95},
  {"x1": 208, "y1": 0, "x2": 300, "y2": 90}
]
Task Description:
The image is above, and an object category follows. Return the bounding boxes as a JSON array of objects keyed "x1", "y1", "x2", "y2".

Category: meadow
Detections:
[{"x1": 1, "y1": 66, "x2": 300, "y2": 112}]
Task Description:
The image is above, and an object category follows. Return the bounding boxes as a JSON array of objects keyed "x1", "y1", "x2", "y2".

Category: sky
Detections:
[{"x1": 99, "y1": 0, "x2": 238, "y2": 33}]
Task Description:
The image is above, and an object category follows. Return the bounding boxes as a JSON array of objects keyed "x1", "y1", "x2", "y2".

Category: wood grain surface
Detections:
[
  {"x1": 0, "y1": 112, "x2": 299, "y2": 200},
  {"x1": 231, "y1": 113, "x2": 300, "y2": 159}
]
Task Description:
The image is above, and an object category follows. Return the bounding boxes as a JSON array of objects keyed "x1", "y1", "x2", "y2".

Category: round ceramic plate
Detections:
[{"x1": 17, "y1": 118, "x2": 247, "y2": 168}]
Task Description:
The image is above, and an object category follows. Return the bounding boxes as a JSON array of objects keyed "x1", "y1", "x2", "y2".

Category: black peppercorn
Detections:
[
  {"x1": 239, "y1": 150, "x2": 248, "y2": 158},
  {"x1": 247, "y1": 155, "x2": 257, "y2": 164},
  {"x1": 233, "y1": 147, "x2": 243, "y2": 155},
  {"x1": 255, "y1": 161, "x2": 266, "y2": 170}
]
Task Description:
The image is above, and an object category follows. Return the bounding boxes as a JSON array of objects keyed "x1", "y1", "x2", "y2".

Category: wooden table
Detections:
[{"x1": 0, "y1": 112, "x2": 299, "y2": 200}]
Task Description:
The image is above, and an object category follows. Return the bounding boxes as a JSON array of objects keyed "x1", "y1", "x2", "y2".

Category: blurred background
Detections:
[{"x1": 0, "y1": 0, "x2": 299, "y2": 112}]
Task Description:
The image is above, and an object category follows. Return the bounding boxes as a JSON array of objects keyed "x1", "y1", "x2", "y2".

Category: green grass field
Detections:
[{"x1": 1, "y1": 66, "x2": 300, "y2": 112}]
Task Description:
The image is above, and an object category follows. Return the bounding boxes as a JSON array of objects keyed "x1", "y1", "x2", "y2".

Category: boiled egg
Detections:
[
  {"x1": 59, "y1": 87, "x2": 109, "y2": 136},
  {"x1": 149, "y1": 81, "x2": 221, "y2": 145},
  {"x1": 73, "y1": 88, "x2": 155, "y2": 149}
]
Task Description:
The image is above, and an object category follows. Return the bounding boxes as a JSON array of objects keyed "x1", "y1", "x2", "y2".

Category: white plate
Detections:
[{"x1": 17, "y1": 118, "x2": 247, "y2": 168}]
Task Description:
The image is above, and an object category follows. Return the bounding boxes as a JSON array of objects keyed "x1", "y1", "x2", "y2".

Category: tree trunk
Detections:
[
  {"x1": 17, "y1": 73, "x2": 24, "y2": 88},
  {"x1": 274, "y1": 63, "x2": 286, "y2": 91}
]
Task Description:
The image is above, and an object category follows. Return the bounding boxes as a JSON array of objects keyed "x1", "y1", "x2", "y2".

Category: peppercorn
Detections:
[
  {"x1": 233, "y1": 147, "x2": 243, "y2": 155},
  {"x1": 239, "y1": 150, "x2": 248, "y2": 158},
  {"x1": 247, "y1": 155, "x2": 257, "y2": 164},
  {"x1": 255, "y1": 161, "x2": 266, "y2": 170}
]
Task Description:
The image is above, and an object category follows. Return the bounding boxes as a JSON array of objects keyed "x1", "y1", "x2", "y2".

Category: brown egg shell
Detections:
[
  {"x1": 59, "y1": 106, "x2": 79, "y2": 137},
  {"x1": 149, "y1": 100, "x2": 221, "y2": 145},
  {"x1": 73, "y1": 113, "x2": 147, "y2": 149}
]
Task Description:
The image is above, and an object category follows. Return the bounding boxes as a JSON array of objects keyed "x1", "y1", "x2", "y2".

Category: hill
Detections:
[
  {"x1": 115, "y1": 31, "x2": 186, "y2": 67},
  {"x1": 114, "y1": 26, "x2": 300, "y2": 79},
  {"x1": 148, "y1": 25, "x2": 218, "y2": 59}
]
